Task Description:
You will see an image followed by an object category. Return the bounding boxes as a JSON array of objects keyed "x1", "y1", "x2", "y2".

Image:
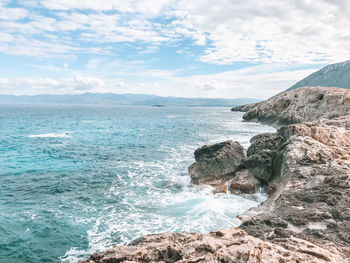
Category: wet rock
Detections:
[
  {"x1": 212, "y1": 184, "x2": 228, "y2": 194},
  {"x1": 188, "y1": 140, "x2": 246, "y2": 185},
  {"x1": 81, "y1": 114, "x2": 350, "y2": 261},
  {"x1": 229, "y1": 169, "x2": 261, "y2": 194},
  {"x1": 81, "y1": 88, "x2": 350, "y2": 263},
  {"x1": 244, "y1": 133, "x2": 284, "y2": 182}
]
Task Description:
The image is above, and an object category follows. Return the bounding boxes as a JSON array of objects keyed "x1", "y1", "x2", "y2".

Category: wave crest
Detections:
[{"x1": 28, "y1": 133, "x2": 71, "y2": 138}]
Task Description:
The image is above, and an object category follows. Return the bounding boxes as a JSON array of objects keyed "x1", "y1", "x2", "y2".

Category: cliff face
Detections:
[
  {"x1": 241, "y1": 87, "x2": 350, "y2": 126},
  {"x1": 80, "y1": 87, "x2": 350, "y2": 263},
  {"x1": 240, "y1": 115, "x2": 350, "y2": 255}
]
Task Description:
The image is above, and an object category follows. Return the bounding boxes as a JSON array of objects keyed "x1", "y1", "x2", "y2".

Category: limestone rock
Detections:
[
  {"x1": 188, "y1": 140, "x2": 246, "y2": 185},
  {"x1": 81, "y1": 88, "x2": 350, "y2": 263},
  {"x1": 240, "y1": 116, "x2": 350, "y2": 257},
  {"x1": 229, "y1": 169, "x2": 261, "y2": 194},
  {"x1": 79, "y1": 227, "x2": 348, "y2": 263},
  {"x1": 244, "y1": 133, "x2": 283, "y2": 182},
  {"x1": 243, "y1": 87, "x2": 350, "y2": 126},
  {"x1": 231, "y1": 102, "x2": 261, "y2": 112}
]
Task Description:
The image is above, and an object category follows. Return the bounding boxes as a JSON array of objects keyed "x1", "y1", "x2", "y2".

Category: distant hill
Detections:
[
  {"x1": 287, "y1": 60, "x2": 350, "y2": 91},
  {"x1": 0, "y1": 93, "x2": 260, "y2": 107}
]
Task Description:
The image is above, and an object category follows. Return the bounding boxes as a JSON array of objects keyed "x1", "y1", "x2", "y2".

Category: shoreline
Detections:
[{"x1": 80, "y1": 87, "x2": 350, "y2": 262}]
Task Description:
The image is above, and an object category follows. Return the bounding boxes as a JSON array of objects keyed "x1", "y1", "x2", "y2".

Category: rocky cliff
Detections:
[
  {"x1": 230, "y1": 102, "x2": 260, "y2": 112},
  {"x1": 241, "y1": 86, "x2": 350, "y2": 126},
  {"x1": 80, "y1": 87, "x2": 350, "y2": 263},
  {"x1": 239, "y1": 115, "x2": 350, "y2": 259}
]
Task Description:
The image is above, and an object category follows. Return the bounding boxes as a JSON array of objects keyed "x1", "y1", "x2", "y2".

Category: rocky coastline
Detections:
[{"x1": 80, "y1": 87, "x2": 350, "y2": 262}]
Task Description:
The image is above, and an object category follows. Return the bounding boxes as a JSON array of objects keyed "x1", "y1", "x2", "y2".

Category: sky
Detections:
[{"x1": 0, "y1": 0, "x2": 349, "y2": 99}]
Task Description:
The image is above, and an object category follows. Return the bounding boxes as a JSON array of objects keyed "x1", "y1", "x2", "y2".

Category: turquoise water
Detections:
[{"x1": 0, "y1": 105, "x2": 274, "y2": 263}]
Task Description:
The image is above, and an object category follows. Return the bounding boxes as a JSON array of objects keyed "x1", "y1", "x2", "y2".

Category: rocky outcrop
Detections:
[
  {"x1": 244, "y1": 133, "x2": 283, "y2": 182},
  {"x1": 238, "y1": 115, "x2": 350, "y2": 261},
  {"x1": 80, "y1": 227, "x2": 347, "y2": 263},
  {"x1": 231, "y1": 102, "x2": 261, "y2": 112},
  {"x1": 188, "y1": 140, "x2": 264, "y2": 194},
  {"x1": 80, "y1": 87, "x2": 350, "y2": 263},
  {"x1": 242, "y1": 87, "x2": 350, "y2": 126},
  {"x1": 188, "y1": 140, "x2": 246, "y2": 185}
]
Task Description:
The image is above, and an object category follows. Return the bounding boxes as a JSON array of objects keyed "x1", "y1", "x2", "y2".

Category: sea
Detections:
[{"x1": 0, "y1": 104, "x2": 275, "y2": 263}]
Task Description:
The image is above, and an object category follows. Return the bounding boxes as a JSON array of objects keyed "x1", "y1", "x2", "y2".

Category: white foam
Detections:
[
  {"x1": 166, "y1": 115, "x2": 179, "y2": 119},
  {"x1": 61, "y1": 111, "x2": 274, "y2": 263},
  {"x1": 28, "y1": 133, "x2": 71, "y2": 138}
]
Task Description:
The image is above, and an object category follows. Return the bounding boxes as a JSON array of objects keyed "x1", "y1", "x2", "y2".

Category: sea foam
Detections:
[
  {"x1": 0, "y1": 105, "x2": 275, "y2": 263},
  {"x1": 28, "y1": 133, "x2": 71, "y2": 138}
]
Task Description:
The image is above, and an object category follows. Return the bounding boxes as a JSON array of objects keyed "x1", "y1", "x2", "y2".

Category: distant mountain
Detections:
[
  {"x1": 287, "y1": 60, "x2": 350, "y2": 91},
  {"x1": 134, "y1": 96, "x2": 260, "y2": 107},
  {"x1": 0, "y1": 93, "x2": 260, "y2": 107}
]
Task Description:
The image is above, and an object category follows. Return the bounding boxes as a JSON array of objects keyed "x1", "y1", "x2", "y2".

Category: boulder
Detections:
[
  {"x1": 188, "y1": 140, "x2": 246, "y2": 185},
  {"x1": 244, "y1": 133, "x2": 283, "y2": 182},
  {"x1": 229, "y1": 169, "x2": 261, "y2": 194}
]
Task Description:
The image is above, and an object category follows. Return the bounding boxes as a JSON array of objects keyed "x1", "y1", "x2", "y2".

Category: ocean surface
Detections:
[{"x1": 0, "y1": 105, "x2": 275, "y2": 263}]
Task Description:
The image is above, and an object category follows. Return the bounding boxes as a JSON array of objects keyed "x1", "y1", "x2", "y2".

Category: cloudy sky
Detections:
[{"x1": 0, "y1": 0, "x2": 349, "y2": 99}]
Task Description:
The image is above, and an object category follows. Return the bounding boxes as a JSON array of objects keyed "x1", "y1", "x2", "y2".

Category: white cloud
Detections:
[
  {"x1": 0, "y1": 66, "x2": 316, "y2": 98},
  {"x1": 0, "y1": 76, "x2": 108, "y2": 95},
  {"x1": 0, "y1": 3, "x2": 28, "y2": 20},
  {"x1": 37, "y1": 0, "x2": 175, "y2": 17},
  {"x1": 1, "y1": 0, "x2": 349, "y2": 64},
  {"x1": 73, "y1": 76, "x2": 105, "y2": 91},
  {"x1": 0, "y1": 32, "x2": 13, "y2": 42},
  {"x1": 0, "y1": 37, "x2": 78, "y2": 58},
  {"x1": 0, "y1": 0, "x2": 349, "y2": 98},
  {"x1": 0, "y1": 5, "x2": 174, "y2": 58},
  {"x1": 174, "y1": 0, "x2": 350, "y2": 64},
  {"x1": 148, "y1": 65, "x2": 317, "y2": 99}
]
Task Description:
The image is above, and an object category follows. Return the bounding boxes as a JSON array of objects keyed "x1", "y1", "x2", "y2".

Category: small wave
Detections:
[
  {"x1": 28, "y1": 133, "x2": 71, "y2": 138},
  {"x1": 166, "y1": 115, "x2": 179, "y2": 119}
]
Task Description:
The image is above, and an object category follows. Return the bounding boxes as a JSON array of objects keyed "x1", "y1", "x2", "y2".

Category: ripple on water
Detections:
[
  {"x1": 28, "y1": 132, "x2": 71, "y2": 138},
  {"x1": 0, "y1": 105, "x2": 275, "y2": 263}
]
